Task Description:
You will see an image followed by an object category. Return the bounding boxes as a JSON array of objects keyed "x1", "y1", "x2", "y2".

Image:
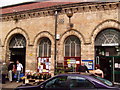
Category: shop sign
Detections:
[{"x1": 102, "y1": 43, "x2": 119, "y2": 46}]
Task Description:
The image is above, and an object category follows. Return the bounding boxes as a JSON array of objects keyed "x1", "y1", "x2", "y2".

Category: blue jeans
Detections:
[{"x1": 16, "y1": 71, "x2": 21, "y2": 82}]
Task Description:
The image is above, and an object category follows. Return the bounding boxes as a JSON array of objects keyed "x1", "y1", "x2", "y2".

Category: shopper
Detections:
[
  {"x1": 16, "y1": 60, "x2": 23, "y2": 82},
  {"x1": 1, "y1": 62, "x2": 8, "y2": 84},
  {"x1": 94, "y1": 64, "x2": 104, "y2": 78},
  {"x1": 8, "y1": 61, "x2": 15, "y2": 82},
  {"x1": 78, "y1": 62, "x2": 89, "y2": 73}
]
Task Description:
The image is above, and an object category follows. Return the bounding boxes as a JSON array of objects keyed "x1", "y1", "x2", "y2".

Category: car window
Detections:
[
  {"x1": 93, "y1": 76, "x2": 113, "y2": 86},
  {"x1": 68, "y1": 76, "x2": 95, "y2": 89},
  {"x1": 45, "y1": 76, "x2": 68, "y2": 88}
]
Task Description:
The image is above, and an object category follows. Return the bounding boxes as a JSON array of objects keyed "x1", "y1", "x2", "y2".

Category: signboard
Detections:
[
  {"x1": 64, "y1": 57, "x2": 81, "y2": 72},
  {"x1": 102, "y1": 43, "x2": 119, "y2": 46},
  {"x1": 82, "y1": 60, "x2": 94, "y2": 70}
]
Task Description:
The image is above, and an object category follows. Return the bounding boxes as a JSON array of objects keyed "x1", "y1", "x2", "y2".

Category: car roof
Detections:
[{"x1": 55, "y1": 72, "x2": 95, "y2": 78}]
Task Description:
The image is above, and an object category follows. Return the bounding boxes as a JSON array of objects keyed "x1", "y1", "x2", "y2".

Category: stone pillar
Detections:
[
  {"x1": 81, "y1": 43, "x2": 94, "y2": 61},
  {"x1": 25, "y1": 45, "x2": 37, "y2": 72}
]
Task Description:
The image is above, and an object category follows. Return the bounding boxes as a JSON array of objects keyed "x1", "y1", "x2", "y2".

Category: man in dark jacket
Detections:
[
  {"x1": 78, "y1": 62, "x2": 89, "y2": 73},
  {"x1": 1, "y1": 62, "x2": 8, "y2": 84}
]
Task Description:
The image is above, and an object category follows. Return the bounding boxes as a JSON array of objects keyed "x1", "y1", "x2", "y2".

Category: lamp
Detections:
[{"x1": 66, "y1": 9, "x2": 73, "y2": 28}]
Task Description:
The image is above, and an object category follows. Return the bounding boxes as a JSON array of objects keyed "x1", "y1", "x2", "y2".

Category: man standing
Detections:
[
  {"x1": 16, "y1": 60, "x2": 23, "y2": 82},
  {"x1": 78, "y1": 62, "x2": 89, "y2": 73},
  {"x1": 1, "y1": 62, "x2": 8, "y2": 84},
  {"x1": 8, "y1": 61, "x2": 14, "y2": 82}
]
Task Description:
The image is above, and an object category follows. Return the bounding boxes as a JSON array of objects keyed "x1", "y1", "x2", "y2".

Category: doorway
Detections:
[
  {"x1": 9, "y1": 34, "x2": 26, "y2": 73},
  {"x1": 95, "y1": 28, "x2": 120, "y2": 83},
  {"x1": 10, "y1": 48, "x2": 26, "y2": 73},
  {"x1": 95, "y1": 56, "x2": 120, "y2": 83}
]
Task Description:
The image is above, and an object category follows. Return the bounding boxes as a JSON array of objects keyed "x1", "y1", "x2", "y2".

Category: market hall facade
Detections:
[{"x1": 0, "y1": 1, "x2": 120, "y2": 83}]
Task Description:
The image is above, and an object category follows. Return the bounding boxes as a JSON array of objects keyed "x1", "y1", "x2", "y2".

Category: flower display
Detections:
[{"x1": 25, "y1": 71, "x2": 51, "y2": 80}]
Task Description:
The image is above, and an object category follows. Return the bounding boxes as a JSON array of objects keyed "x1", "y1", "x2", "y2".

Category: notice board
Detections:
[{"x1": 82, "y1": 60, "x2": 94, "y2": 70}]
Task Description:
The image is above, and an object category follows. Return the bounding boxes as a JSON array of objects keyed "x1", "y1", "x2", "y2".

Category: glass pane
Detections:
[
  {"x1": 49, "y1": 45, "x2": 51, "y2": 57},
  {"x1": 45, "y1": 76, "x2": 68, "y2": 88},
  {"x1": 39, "y1": 45, "x2": 42, "y2": 57},
  {"x1": 65, "y1": 45, "x2": 69, "y2": 56},
  {"x1": 76, "y1": 44, "x2": 80, "y2": 56},
  {"x1": 44, "y1": 43, "x2": 47, "y2": 57},
  {"x1": 94, "y1": 76, "x2": 113, "y2": 86},
  {"x1": 71, "y1": 42, "x2": 75, "y2": 56},
  {"x1": 68, "y1": 76, "x2": 94, "y2": 88}
]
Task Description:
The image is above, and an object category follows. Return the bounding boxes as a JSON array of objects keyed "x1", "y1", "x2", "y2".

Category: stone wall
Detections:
[{"x1": 0, "y1": 2, "x2": 120, "y2": 72}]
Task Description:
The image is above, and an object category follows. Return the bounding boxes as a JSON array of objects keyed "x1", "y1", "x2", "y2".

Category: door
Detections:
[
  {"x1": 114, "y1": 56, "x2": 120, "y2": 83},
  {"x1": 95, "y1": 56, "x2": 120, "y2": 83}
]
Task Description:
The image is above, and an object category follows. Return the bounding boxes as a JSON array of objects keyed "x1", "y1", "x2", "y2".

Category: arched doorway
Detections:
[
  {"x1": 64, "y1": 35, "x2": 81, "y2": 72},
  {"x1": 95, "y1": 28, "x2": 120, "y2": 83},
  {"x1": 9, "y1": 34, "x2": 26, "y2": 72},
  {"x1": 37, "y1": 37, "x2": 51, "y2": 73}
]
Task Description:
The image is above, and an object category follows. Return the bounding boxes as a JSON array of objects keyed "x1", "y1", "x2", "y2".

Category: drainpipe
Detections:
[
  {"x1": 54, "y1": 8, "x2": 62, "y2": 75},
  {"x1": 54, "y1": 10, "x2": 58, "y2": 75}
]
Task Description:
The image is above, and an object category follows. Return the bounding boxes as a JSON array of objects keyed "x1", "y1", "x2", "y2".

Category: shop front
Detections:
[{"x1": 95, "y1": 28, "x2": 120, "y2": 83}]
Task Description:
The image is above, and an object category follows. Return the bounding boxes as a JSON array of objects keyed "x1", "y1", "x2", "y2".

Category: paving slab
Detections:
[{"x1": 1, "y1": 81, "x2": 23, "y2": 90}]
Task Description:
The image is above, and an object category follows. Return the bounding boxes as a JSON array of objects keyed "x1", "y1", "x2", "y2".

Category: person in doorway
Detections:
[
  {"x1": 8, "y1": 61, "x2": 15, "y2": 82},
  {"x1": 93, "y1": 64, "x2": 104, "y2": 78},
  {"x1": 1, "y1": 62, "x2": 8, "y2": 84},
  {"x1": 78, "y1": 62, "x2": 89, "y2": 73},
  {"x1": 16, "y1": 60, "x2": 23, "y2": 82}
]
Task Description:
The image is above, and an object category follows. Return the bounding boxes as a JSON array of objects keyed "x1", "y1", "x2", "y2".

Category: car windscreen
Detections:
[{"x1": 93, "y1": 76, "x2": 113, "y2": 86}]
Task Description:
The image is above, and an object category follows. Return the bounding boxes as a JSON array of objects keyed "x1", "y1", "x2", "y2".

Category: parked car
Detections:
[{"x1": 15, "y1": 73, "x2": 120, "y2": 90}]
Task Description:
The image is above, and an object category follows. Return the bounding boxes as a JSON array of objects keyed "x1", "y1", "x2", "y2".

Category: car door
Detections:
[
  {"x1": 67, "y1": 76, "x2": 97, "y2": 90},
  {"x1": 40, "y1": 75, "x2": 70, "y2": 90}
]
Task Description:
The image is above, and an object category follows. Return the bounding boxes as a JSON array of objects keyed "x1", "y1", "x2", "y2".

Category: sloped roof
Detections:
[
  {"x1": 1, "y1": 1, "x2": 74, "y2": 14},
  {"x1": 1, "y1": 0, "x2": 119, "y2": 14}
]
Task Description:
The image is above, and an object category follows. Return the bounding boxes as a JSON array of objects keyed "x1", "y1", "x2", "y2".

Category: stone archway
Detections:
[
  {"x1": 4, "y1": 27, "x2": 29, "y2": 72},
  {"x1": 95, "y1": 28, "x2": 120, "y2": 82},
  {"x1": 9, "y1": 34, "x2": 26, "y2": 72},
  {"x1": 91, "y1": 20, "x2": 120, "y2": 82}
]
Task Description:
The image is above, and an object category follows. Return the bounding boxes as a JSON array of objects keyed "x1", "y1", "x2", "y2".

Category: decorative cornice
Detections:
[{"x1": 1, "y1": 2, "x2": 120, "y2": 22}]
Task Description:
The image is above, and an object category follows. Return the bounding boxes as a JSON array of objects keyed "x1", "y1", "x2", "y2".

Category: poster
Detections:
[
  {"x1": 82, "y1": 60, "x2": 94, "y2": 70},
  {"x1": 37, "y1": 57, "x2": 51, "y2": 73}
]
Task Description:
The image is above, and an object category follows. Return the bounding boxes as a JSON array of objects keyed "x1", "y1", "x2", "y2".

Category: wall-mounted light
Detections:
[
  {"x1": 66, "y1": 9, "x2": 73, "y2": 28},
  {"x1": 14, "y1": 15, "x2": 19, "y2": 23}
]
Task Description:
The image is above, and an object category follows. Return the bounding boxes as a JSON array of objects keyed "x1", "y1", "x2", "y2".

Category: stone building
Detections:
[{"x1": 0, "y1": 1, "x2": 120, "y2": 82}]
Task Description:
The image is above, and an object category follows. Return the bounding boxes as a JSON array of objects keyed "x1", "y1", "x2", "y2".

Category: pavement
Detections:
[{"x1": 1, "y1": 81, "x2": 23, "y2": 90}]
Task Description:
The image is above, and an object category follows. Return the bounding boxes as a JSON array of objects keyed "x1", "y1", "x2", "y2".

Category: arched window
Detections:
[
  {"x1": 64, "y1": 35, "x2": 81, "y2": 57},
  {"x1": 95, "y1": 29, "x2": 120, "y2": 46},
  {"x1": 38, "y1": 38, "x2": 51, "y2": 57},
  {"x1": 95, "y1": 29, "x2": 120, "y2": 56},
  {"x1": 9, "y1": 34, "x2": 26, "y2": 48}
]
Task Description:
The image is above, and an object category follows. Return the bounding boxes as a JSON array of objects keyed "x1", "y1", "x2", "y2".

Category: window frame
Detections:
[
  {"x1": 38, "y1": 38, "x2": 51, "y2": 57},
  {"x1": 64, "y1": 36, "x2": 81, "y2": 57},
  {"x1": 67, "y1": 76, "x2": 95, "y2": 89},
  {"x1": 44, "y1": 76, "x2": 69, "y2": 89}
]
